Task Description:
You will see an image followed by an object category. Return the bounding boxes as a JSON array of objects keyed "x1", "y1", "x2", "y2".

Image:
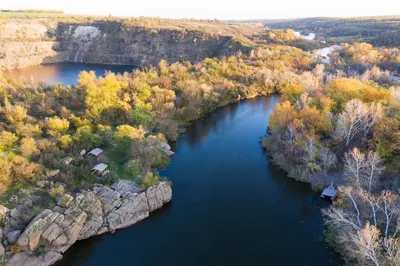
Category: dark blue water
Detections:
[
  {"x1": 5, "y1": 63, "x2": 135, "y2": 85},
  {"x1": 57, "y1": 95, "x2": 342, "y2": 266}
]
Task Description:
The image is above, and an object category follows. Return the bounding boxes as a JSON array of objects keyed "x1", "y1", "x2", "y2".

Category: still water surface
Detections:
[
  {"x1": 6, "y1": 63, "x2": 135, "y2": 85},
  {"x1": 11, "y1": 64, "x2": 342, "y2": 266}
]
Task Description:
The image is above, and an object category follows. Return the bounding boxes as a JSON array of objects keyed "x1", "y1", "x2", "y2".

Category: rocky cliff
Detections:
[
  {"x1": 0, "y1": 18, "x2": 260, "y2": 70},
  {"x1": 0, "y1": 180, "x2": 172, "y2": 266}
]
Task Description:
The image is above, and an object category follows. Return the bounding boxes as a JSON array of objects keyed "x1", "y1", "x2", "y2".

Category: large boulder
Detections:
[
  {"x1": 146, "y1": 182, "x2": 173, "y2": 212},
  {"x1": 106, "y1": 192, "x2": 149, "y2": 231},
  {"x1": 16, "y1": 210, "x2": 60, "y2": 251},
  {"x1": 6, "y1": 230, "x2": 22, "y2": 245}
]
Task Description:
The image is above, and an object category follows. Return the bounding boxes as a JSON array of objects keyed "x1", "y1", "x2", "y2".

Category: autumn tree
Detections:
[
  {"x1": 47, "y1": 116, "x2": 70, "y2": 137},
  {"x1": 20, "y1": 137, "x2": 39, "y2": 157},
  {"x1": 0, "y1": 131, "x2": 18, "y2": 152}
]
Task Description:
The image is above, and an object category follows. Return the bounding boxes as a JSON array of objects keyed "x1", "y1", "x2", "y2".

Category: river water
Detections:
[{"x1": 9, "y1": 64, "x2": 342, "y2": 266}]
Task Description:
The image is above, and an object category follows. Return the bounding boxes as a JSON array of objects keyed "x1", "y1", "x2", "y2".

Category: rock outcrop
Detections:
[
  {"x1": 0, "y1": 18, "x2": 260, "y2": 70},
  {"x1": 1, "y1": 181, "x2": 172, "y2": 266}
]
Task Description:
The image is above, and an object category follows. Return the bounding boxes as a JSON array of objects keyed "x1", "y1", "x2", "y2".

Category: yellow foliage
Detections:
[
  {"x1": 114, "y1": 125, "x2": 146, "y2": 141},
  {"x1": 269, "y1": 101, "x2": 296, "y2": 133},
  {"x1": 20, "y1": 137, "x2": 39, "y2": 157},
  {"x1": 47, "y1": 116, "x2": 70, "y2": 134}
]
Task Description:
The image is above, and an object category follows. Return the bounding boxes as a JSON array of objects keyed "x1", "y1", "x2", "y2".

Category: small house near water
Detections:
[{"x1": 321, "y1": 183, "x2": 338, "y2": 200}]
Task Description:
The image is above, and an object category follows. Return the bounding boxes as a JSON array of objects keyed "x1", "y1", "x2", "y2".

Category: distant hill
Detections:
[{"x1": 228, "y1": 16, "x2": 400, "y2": 47}]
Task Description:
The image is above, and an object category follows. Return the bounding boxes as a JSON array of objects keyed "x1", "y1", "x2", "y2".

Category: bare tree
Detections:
[
  {"x1": 378, "y1": 190, "x2": 400, "y2": 241},
  {"x1": 344, "y1": 148, "x2": 366, "y2": 189},
  {"x1": 335, "y1": 99, "x2": 368, "y2": 146},
  {"x1": 361, "y1": 190, "x2": 381, "y2": 227},
  {"x1": 344, "y1": 148, "x2": 383, "y2": 193},
  {"x1": 319, "y1": 147, "x2": 337, "y2": 172},
  {"x1": 351, "y1": 222, "x2": 381, "y2": 266},
  {"x1": 364, "y1": 151, "x2": 384, "y2": 193},
  {"x1": 302, "y1": 136, "x2": 318, "y2": 163},
  {"x1": 343, "y1": 186, "x2": 363, "y2": 228},
  {"x1": 362, "y1": 102, "x2": 383, "y2": 137},
  {"x1": 385, "y1": 237, "x2": 400, "y2": 266},
  {"x1": 285, "y1": 123, "x2": 297, "y2": 155},
  {"x1": 322, "y1": 206, "x2": 361, "y2": 231}
]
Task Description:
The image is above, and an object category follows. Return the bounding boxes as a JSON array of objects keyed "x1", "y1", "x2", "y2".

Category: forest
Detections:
[{"x1": 0, "y1": 19, "x2": 399, "y2": 265}]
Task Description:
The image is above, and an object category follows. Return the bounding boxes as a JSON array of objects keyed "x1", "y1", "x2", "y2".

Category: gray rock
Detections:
[
  {"x1": 6, "y1": 251, "x2": 62, "y2": 266},
  {"x1": 0, "y1": 243, "x2": 4, "y2": 256},
  {"x1": 57, "y1": 194, "x2": 73, "y2": 208},
  {"x1": 46, "y1": 169, "x2": 60, "y2": 178},
  {"x1": 36, "y1": 181, "x2": 49, "y2": 188},
  {"x1": 94, "y1": 186, "x2": 121, "y2": 214},
  {"x1": 146, "y1": 182, "x2": 172, "y2": 212},
  {"x1": 106, "y1": 192, "x2": 149, "y2": 231},
  {"x1": 6, "y1": 230, "x2": 21, "y2": 245},
  {"x1": 0, "y1": 204, "x2": 9, "y2": 216},
  {"x1": 158, "y1": 142, "x2": 175, "y2": 156},
  {"x1": 16, "y1": 210, "x2": 60, "y2": 251},
  {"x1": 111, "y1": 180, "x2": 142, "y2": 194},
  {"x1": 2, "y1": 180, "x2": 173, "y2": 265}
]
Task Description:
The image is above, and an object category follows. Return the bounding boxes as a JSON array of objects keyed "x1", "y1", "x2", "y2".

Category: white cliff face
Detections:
[
  {"x1": 72, "y1": 26, "x2": 101, "y2": 41},
  {"x1": 2, "y1": 181, "x2": 172, "y2": 266}
]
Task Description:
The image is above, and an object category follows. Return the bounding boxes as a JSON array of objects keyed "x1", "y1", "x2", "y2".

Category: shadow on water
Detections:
[{"x1": 57, "y1": 95, "x2": 343, "y2": 266}]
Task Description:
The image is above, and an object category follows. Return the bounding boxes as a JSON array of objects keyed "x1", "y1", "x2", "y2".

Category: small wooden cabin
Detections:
[
  {"x1": 321, "y1": 183, "x2": 338, "y2": 200},
  {"x1": 88, "y1": 148, "x2": 104, "y2": 157},
  {"x1": 91, "y1": 163, "x2": 109, "y2": 176}
]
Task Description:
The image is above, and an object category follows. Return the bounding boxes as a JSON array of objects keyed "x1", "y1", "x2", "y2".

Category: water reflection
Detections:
[{"x1": 5, "y1": 63, "x2": 135, "y2": 85}]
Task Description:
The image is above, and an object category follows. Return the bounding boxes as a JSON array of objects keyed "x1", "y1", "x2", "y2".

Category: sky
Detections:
[{"x1": 2, "y1": 0, "x2": 400, "y2": 20}]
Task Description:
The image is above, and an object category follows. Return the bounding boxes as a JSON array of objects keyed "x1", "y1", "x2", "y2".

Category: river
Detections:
[{"x1": 10, "y1": 63, "x2": 342, "y2": 266}]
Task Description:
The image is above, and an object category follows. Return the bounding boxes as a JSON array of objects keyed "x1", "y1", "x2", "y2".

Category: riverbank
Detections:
[
  {"x1": 2, "y1": 181, "x2": 171, "y2": 265},
  {"x1": 57, "y1": 96, "x2": 342, "y2": 266}
]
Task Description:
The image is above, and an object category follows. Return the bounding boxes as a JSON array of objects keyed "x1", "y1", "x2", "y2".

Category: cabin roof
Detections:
[
  {"x1": 91, "y1": 163, "x2": 108, "y2": 172},
  {"x1": 88, "y1": 148, "x2": 103, "y2": 156},
  {"x1": 322, "y1": 186, "x2": 338, "y2": 197}
]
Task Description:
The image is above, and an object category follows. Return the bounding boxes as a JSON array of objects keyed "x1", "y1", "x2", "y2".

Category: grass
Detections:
[{"x1": 0, "y1": 12, "x2": 65, "y2": 18}]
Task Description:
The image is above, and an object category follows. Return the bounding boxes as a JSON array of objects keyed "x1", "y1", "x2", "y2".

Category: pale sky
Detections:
[{"x1": 2, "y1": 0, "x2": 400, "y2": 20}]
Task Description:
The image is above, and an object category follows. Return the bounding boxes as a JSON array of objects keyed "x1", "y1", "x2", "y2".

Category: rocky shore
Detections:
[{"x1": 0, "y1": 180, "x2": 172, "y2": 266}]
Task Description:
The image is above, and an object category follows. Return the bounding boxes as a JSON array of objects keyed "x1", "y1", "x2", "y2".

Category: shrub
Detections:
[{"x1": 49, "y1": 185, "x2": 65, "y2": 198}]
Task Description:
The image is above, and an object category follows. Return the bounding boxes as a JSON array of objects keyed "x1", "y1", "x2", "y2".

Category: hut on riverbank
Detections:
[{"x1": 321, "y1": 183, "x2": 338, "y2": 200}]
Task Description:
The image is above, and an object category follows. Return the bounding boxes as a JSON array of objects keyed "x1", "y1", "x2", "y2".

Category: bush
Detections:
[{"x1": 49, "y1": 185, "x2": 65, "y2": 199}]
